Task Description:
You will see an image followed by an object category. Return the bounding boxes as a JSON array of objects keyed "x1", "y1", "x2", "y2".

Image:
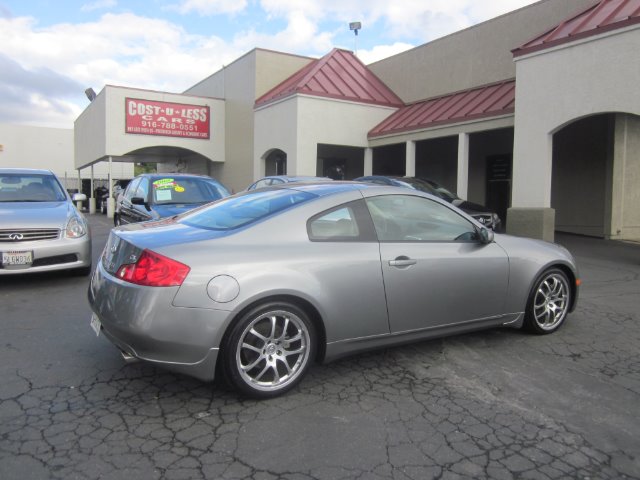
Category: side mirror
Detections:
[
  {"x1": 478, "y1": 227, "x2": 494, "y2": 244},
  {"x1": 72, "y1": 193, "x2": 87, "y2": 202},
  {"x1": 131, "y1": 196, "x2": 151, "y2": 211}
]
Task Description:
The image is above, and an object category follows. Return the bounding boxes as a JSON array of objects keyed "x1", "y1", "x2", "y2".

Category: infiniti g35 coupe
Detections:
[
  {"x1": 0, "y1": 168, "x2": 91, "y2": 275},
  {"x1": 88, "y1": 182, "x2": 579, "y2": 398}
]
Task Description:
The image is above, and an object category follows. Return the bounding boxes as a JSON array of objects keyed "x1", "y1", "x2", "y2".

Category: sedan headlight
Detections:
[{"x1": 65, "y1": 215, "x2": 88, "y2": 238}]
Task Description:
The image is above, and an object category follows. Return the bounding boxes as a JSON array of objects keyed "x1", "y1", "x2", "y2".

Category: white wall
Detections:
[
  {"x1": 75, "y1": 86, "x2": 226, "y2": 169},
  {"x1": 369, "y1": 0, "x2": 595, "y2": 103},
  {"x1": 0, "y1": 123, "x2": 133, "y2": 187},
  {"x1": 186, "y1": 49, "x2": 313, "y2": 192},
  {"x1": 295, "y1": 96, "x2": 398, "y2": 175},
  {"x1": 254, "y1": 98, "x2": 299, "y2": 177},
  {"x1": 512, "y1": 27, "x2": 640, "y2": 209}
]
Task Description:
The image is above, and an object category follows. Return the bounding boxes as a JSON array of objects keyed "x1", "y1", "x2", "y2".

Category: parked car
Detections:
[
  {"x1": 89, "y1": 182, "x2": 579, "y2": 398},
  {"x1": 99, "y1": 179, "x2": 131, "y2": 214},
  {"x1": 355, "y1": 175, "x2": 502, "y2": 231},
  {"x1": 247, "y1": 175, "x2": 332, "y2": 191},
  {"x1": 114, "y1": 173, "x2": 230, "y2": 226},
  {"x1": 0, "y1": 168, "x2": 92, "y2": 275}
]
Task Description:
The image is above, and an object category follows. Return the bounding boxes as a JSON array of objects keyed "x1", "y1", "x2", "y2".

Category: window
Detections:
[
  {"x1": 365, "y1": 195, "x2": 476, "y2": 242},
  {"x1": 123, "y1": 178, "x2": 141, "y2": 201},
  {"x1": 308, "y1": 206, "x2": 359, "y2": 240},
  {"x1": 307, "y1": 200, "x2": 376, "y2": 242},
  {"x1": 135, "y1": 178, "x2": 149, "y2": 201},
  {"x1": 180, "y1": 188, "x2": 316, "y2": 231}
]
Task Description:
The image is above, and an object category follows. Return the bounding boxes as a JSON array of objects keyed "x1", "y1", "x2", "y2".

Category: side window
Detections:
[
  {"x1": 135, "y1": 178, "x2": 149, "y2": 201},
  {"x1": 253, "y1": 179, "x2": 272, "y2": 190},
  {"x1": 365, "y1": 195, "x2": 476, "y2": 242},
  {"x1": 307, "y1": 200, "x2": 375, "y2": 242},
  {"x1": 123, "y1": 178, "x2": 141, "y2": 201}
]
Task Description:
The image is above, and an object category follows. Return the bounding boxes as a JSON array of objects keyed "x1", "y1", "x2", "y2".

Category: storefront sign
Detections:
[{"x1": 125, "y1": 98, "x2": 210, "y2": 139}]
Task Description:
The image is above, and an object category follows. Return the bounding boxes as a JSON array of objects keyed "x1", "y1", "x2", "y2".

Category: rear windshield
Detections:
[
  {"x1": 180, "y1": 188, "x2": 317, "y2": 231},
  {"x1": 0, "y1": 173, "x2": 66, "y2": 202}
]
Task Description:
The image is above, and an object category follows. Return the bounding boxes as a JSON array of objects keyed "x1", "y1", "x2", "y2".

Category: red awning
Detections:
[
  {"x1": 368, "y1": 80, "x2": 515, "y2": 139},
  {"x1": 513, "y1": 0, "x2": 640, "y2": 57},
  {"x1": 255, "y1": 48, "x2": 403, "y2": 108}
]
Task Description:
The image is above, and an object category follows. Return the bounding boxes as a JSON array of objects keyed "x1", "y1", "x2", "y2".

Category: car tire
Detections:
[
  {"x1": 222, "y1": 301, "x2": 316, "y2": 398},
  {"x1": 524, "y1": 268, "x2": 571, "y2": 334}
]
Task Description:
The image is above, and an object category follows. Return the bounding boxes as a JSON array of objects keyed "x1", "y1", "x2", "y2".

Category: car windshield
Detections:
[
  {"x1": 180, "y1": 188, "x2": 317, "y2": 231},
  {"x1": 0, "y1": 173, "x2": 67, "y2": 202},
  {"x1": 151, "y1": 177, "x2": 230, "y2": 205}
]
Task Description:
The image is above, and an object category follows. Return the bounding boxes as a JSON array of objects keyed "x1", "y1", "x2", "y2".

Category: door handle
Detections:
[{"x1": 389, "y1": 257, "x2": 416, "y2": 267}]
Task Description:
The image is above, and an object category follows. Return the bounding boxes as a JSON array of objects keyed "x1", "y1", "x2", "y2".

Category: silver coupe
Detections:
[{"x1": 88, "y1": 182, "x2": 579, "y2": 398}]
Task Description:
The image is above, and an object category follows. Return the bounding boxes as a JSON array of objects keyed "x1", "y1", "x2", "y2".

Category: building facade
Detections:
[{"x1": 73, "y1": 0, "x2": 640, "y2": 241}]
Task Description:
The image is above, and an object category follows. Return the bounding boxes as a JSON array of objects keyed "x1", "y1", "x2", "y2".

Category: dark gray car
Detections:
[
  {"x1": 114, "y1": 173, "x2": 229, "y2": 226},
  {"x1": 355, "y1": 175, "x2": 502, "y2": 231},
  {"x1": 89, "y1": 182, "x2": 579, "y2": 398}
]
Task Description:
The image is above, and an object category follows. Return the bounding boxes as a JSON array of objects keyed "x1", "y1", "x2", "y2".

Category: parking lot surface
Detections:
[{"x1": 1, "y1": 214, "x2": 639, "y2": 479}]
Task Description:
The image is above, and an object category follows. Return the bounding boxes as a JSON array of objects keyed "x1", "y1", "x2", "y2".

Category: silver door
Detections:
[{"x1": 366, "y1": 194, "x2": 509, "y2": 334}]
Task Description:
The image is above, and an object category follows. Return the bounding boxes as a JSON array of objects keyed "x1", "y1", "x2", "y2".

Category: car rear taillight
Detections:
[{"x1": 115, "y1": 249, "x2": 190, "y2": 287}]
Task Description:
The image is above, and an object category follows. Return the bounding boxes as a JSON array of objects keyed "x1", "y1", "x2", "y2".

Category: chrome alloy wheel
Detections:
[
  {"x1": 235, "y1": 310, "x2": 311, "y2": 392},
  {"x1": 532, "y1": 272, "x2": 569, "y2": 331}
]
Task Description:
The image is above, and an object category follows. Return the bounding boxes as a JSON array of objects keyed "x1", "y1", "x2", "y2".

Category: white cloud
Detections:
[
  {"x1": 258, "y1": 0, "x2": 538, "y2": 43},
  {"x1": 0, "y1": 1, "x2": 539, "y2": 127},
  {"x1": 170, "y1": 0, "x2": 248, "y2": 16},
  {"x1": 0, "y1": 13, "x2": 245, "y2": 127},
  {"x1": 81, "y1": 0, "x2": 117, "y2": 12},
  {"x1": 234, "y1": 10, "x2": 334, "y2": 54},
  {"x1": 357, "y1": 42, "x2": 414, "y2": 65}
]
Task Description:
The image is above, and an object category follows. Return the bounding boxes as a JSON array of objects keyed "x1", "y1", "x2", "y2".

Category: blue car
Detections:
[{"x1": 114, "y1": 173, "x2": 230, "y2": 226}]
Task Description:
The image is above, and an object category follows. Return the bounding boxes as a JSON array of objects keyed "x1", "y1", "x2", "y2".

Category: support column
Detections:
[
  {"x1": 364, "y1": 148, "x2": 373, "y2": 176},
  {"x1": 507, "y1": 130, "x2": 555, "y2": 241},
  {"x1": 457, "y1": 132, "x2": 469, "y2": 198},
  {"x1": 89, "y1": 165, "x2": 96, "y2": 214},
  {"x1": 107, "y1": 157, "x2": 115, "y2": 218},
  {"x1": 76, "y1": 169, "x2": 83, "y2": 210},
  {"x1": 405, "y1": 141, "x2": 416, "y2": 177}
]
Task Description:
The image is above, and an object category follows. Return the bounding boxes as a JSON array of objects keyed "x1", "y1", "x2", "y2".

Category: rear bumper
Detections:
[{"x1": 88, "y1": 261, "x2": 233, "y2": 381}]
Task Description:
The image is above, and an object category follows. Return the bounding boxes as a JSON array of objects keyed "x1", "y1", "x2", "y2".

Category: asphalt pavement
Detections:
[{"x1": 0, "y1": 213, "x2": 638, "y2": 479}]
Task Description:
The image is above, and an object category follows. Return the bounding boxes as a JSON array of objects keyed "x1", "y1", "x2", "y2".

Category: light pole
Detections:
[{"x1": 349, "y1": 22, "x2": 361, "y2": 56}]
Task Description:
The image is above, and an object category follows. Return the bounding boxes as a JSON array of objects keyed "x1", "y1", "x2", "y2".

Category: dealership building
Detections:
[{"x1": 72, "y1": 0, "x2": 639, "y2": 241}]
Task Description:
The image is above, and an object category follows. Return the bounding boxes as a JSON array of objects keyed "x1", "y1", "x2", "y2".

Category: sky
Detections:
[{"x1": 0, "y1": 0, "x2": 539, "y2": 129}]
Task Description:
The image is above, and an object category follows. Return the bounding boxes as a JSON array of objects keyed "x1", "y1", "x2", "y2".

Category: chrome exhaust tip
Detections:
[{"x1": 120, "y1": 350, "x2": 139, "y2": 363}]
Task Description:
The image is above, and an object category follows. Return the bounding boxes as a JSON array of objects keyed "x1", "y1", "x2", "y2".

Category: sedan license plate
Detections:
[
  {"x1": 2, "y1": 250, "x2": 33, "y2": 266},
  {"x1": 90, "y1": 313, "x2": 101, "y2": 336}
]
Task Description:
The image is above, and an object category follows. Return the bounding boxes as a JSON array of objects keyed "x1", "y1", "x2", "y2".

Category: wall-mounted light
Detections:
[{"x1": 85, "y1": 88, "x2": 97, "y2": 102}]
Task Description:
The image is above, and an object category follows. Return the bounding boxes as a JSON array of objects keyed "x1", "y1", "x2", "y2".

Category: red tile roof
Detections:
[
  {"x1": 513, "y1": 0, "x2": 640, "y2": 57},
  {"x1": 255, "y1": 48, "x2": 403, "y2": 108},
  {"x1": 368, "y1": 80, "x2": 516, "y2": 138}
]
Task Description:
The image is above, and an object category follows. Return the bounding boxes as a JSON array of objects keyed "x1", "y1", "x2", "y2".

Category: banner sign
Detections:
[{"x1": 125, "y1": 98, "x2": 210, "y2": 139}]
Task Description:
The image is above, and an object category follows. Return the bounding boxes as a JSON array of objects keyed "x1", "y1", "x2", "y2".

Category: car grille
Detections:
[
  {"x1": 0, "y1": 229, "x2": 61, "y2": 242},
  {"x1": 32, "y1": 254, "x2": 78, "y2": 267}
]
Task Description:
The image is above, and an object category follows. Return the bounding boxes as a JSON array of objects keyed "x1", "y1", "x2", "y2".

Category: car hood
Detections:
[
  {"x1": 452, "y1": 199, "x2": 491, "y2": 214},
  {"x1": 0, "y1": 201, "x2": 74, "y2": 229}
]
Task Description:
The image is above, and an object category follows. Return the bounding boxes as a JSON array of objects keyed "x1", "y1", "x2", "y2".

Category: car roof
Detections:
[
  {"x1": 266, "y1": 180, "x2": 419, "y2": 198},
  {"x1": 137, "y1": 173, "x2": 214, "y2": 179},
  {"x1": 264, "y1": 175, "x2": 330, "y2": 181},
  {"x1": 0, "y1": 168, "x2": 55, "y2": 175}
]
